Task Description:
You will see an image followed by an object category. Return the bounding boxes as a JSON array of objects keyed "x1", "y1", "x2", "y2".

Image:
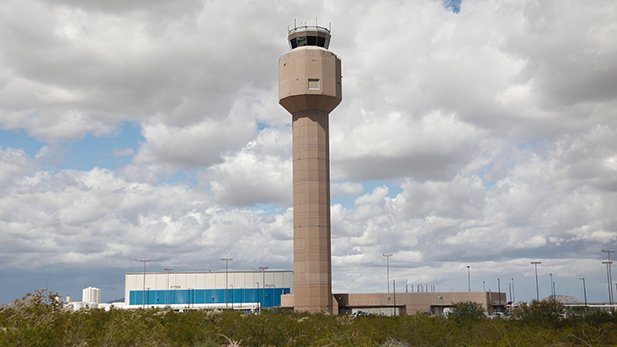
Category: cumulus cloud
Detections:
[
  {"x1": 331, "y1": 125, "x2": 617, "y2": 275},
  {"x1": 0, "y1": 0, "x2": 616, "y2": 303},
  {"x1": 206, "y1": 127, "x2": 292, "y2": 207},
  {"x1": 0, "y1": 0, "x2": 290, "y2": 140},
  {"x1": 0, "y1": 148, "x2": 38, "y2": 193},
  {"x1": 332, "y1": 111, "x2": 482, "y2": 181},
  {"x1": 0, "y1": 166, "x2": 293, "y2": 272},
  {"x1": 331, "y1": 181, "x2": 364, "y2": 198}
]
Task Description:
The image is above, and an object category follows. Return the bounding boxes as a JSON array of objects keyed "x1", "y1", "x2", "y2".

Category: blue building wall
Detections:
[{"x1": 130, "y1": 288, "x2": 290, "y2": 308}]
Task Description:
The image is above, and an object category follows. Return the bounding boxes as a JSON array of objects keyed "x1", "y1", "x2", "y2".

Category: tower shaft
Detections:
[{"x1": 292, "y1": 110, "x2": 332, "y2": 313}]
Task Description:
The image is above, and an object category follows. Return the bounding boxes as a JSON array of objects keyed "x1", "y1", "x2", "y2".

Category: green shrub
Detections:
[
  {"x1": 448, "y1": 301, "x2": 486, "y2": 322},
  {"x1": 512, "y1": 298, "x2": 565, "y2": 328},
  {"x1": 4, "y1": 292, "x2": 617, "y2": 346}
]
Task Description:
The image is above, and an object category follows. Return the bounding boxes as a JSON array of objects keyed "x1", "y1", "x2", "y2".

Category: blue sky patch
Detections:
[
  {"x1": 332, "y1": 180, "x2": 404, "y2": 209},
  {"x1": 483, "y1": 180, "x2": 497, "y2": 190},
  {"x1": 0, "y1": 129, "x2": 45, "y2": 156},
  {"x1": 59, "y1": 121, "x2": 144, "y2": 171},
  {"x1": 257, "y1": 121, "x2": 270, "y2": 131},
  {"x1": 443, "y1": 0, "x2": 461, "y2": 13},
  {"x1": 158, "y1": 169, "x2": 199, "y2": 187},
  {"x1": 247, "y1": 203, "x2": 287, "y2": 216}
]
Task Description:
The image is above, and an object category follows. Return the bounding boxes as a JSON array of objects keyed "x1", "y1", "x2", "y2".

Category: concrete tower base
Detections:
[{"x1": 292, "y1": 110, "x2": 332, "y2": 314}]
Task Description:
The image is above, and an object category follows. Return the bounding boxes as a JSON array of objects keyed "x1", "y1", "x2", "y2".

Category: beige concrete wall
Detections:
[
  {"x1": 279, "y1": 47, "x2": 342, "y2": 114},
  {"x1": 334, "y1": 292, "x2": 507, "y2": 315},
  {"x1": 280, "y1": 293, "x2": 294, "y2": 309},
  {"x1": 291, "y1": 110, "x2": 332, "y2": 314}
]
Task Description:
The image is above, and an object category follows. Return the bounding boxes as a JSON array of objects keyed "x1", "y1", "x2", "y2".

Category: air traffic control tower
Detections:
[{"x1": 279, "y1": 25, "x2": 342, "y2": 314}]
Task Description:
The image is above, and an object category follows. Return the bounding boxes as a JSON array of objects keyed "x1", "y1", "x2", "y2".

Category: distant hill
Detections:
[
  {"x1": 550, "y1": 295, "x2": 583, "y2": 304},
  {"x1": 1, "y1": 293, "x2": 39, "y2": 309}
]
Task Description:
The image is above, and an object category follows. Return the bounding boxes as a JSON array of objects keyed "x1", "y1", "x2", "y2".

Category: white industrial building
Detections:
[
  {"x1": 64, "y1": 286, "x2": 112, "y2": 311},
  {"x1": 124, "y1": 270, "x2": 294, "y2": 310},
  {"x1": 82, "y1": 286, "x2": 101, "y2": 303}
]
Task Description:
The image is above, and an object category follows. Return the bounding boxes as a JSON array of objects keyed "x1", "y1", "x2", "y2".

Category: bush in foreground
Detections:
[
  {"x1": 2, "y1": 293, "x2": 617, "y2": 346},
  {"x1": 448, "y1": 301, "x2": 486, "y2": 322}
]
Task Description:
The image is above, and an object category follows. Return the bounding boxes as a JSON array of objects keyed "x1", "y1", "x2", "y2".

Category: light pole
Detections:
[
  {"x1": 603, "y1": 261, "x2": 613, "y2": 304},
  {"x1": 259, "y1": 266, "x2": 268, "y2": 310},
  {"x1": 497, "y1": 278, "x2": 501, "y2": 311},
  {"x1": 139, "y1": 259, "x2": 152, "y2": 309},
  {"x1": 164, "y1": 268, "x2": 173, "y2": 305},
  {"x1": 256, "y1": 282, "x2": 260, "y2": 313},
  {"x1": 45, "y1": 278, "x2": 49, "y2": 291},
  {"x1": 580, "y1": 278, "x2": 587, "y2": 314},
  {"x1": 531, "y1": 262, "x2": 541, "y2": 301},
  {"x1": 550, "y1": 273, "x2": 553, "y2": 298},
  {"x1": 483, "y1": 281, "x2": 485, "y2": 292},
  {"x1": 383, "y1": 254, "x2": 393, "y2": 293},
  {"x1": 602, "y1": 249, "x2": 615, "y2": 305},
  {"x1": 230, "y1": 285, "x2": 234, "y2": 309},
  {"x1": 467, "y1": 266, "x2": 471, "y2": 292},
  {"x1": 393, "y1": 279, "x2": 396, "y2": 316},
  {"x1": 511, "y1": 278, "x2": 515, "y2": 303},
  {"x1": 221, "y1": 258, "x2": 233, "y2": 308}
]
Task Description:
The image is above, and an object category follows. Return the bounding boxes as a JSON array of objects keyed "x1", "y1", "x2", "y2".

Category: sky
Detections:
[{"x1": 0, "y1": 0, "x2": 616, "y2": 305}]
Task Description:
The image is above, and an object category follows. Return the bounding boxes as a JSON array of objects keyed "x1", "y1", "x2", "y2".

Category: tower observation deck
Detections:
[
  {"x1": 287, "y1": 25, "x2": 331, "y2": 50},
  {"x1": 279, "y1": 25, "x2": 342, "y2": 314}
]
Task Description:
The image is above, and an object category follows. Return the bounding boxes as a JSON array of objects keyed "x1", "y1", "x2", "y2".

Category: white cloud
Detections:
[
  {"x1": 331, "y1": 181, "x2": 364, "y2": 198},
  {"x1": 0, "y1": 0, "x2": 616, "y2": 303},
  {"x1": 0, "y1": 166, "x2": 293, "y2": 272},
  {"x1": 0, "y1": 147, "x2": 37, "y2": 193},
  {"x1": 206, "y1": 127, "x2": 292, "y2": 207},
  {"x1": 331, "y1": 111, "x2": 482, "y2": 181}
]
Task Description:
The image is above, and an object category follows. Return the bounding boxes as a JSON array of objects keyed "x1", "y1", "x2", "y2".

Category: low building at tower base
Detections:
[{"x1": 281, "y1": 291, "x2": 507, "y2": 316}]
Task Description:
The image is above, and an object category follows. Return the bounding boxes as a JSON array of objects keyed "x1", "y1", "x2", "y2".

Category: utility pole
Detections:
[
  {"x1": 467, "y1": 266, "x2": 471, "y2": 292},
  {"x1": 602, "y1": 250, "x2": 615, "y2": 304},
  {"x1": 603, "y1": 261, "x2": 614, "y2": 304},
  {"x1": 511, "y1": 278, "x2": 515, "y2": 303},
  {"x1": 497, "y1": 278, "x2": 501, "y2": 312},
  {"x1": 580, "y1": 278, "x2": 587, "y2": 315},
  {"x1": 256, "y1": 282, "x2": 260, "y2": 313},
  {"x1": 259, "y1": 266, "x2": 268, "y2": 310},
  {"x1": 531, "y1": 262, "x2": 541, "y2": 301},
  {"x1": 221, "y1": 258, "x2": 233, "y2": 307},
  {"x1": 393, "y1": 279, "x2": 396, "y2": 316},
  {"x1": 383, "y1": 254, "x2": 393, "y2": 293},
  {"x1": 164, "y1": 268, "x2": 173, "y2": 305},
  {"x1": 139, "y1": 259, "x2": 152, "y2": 309}
]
